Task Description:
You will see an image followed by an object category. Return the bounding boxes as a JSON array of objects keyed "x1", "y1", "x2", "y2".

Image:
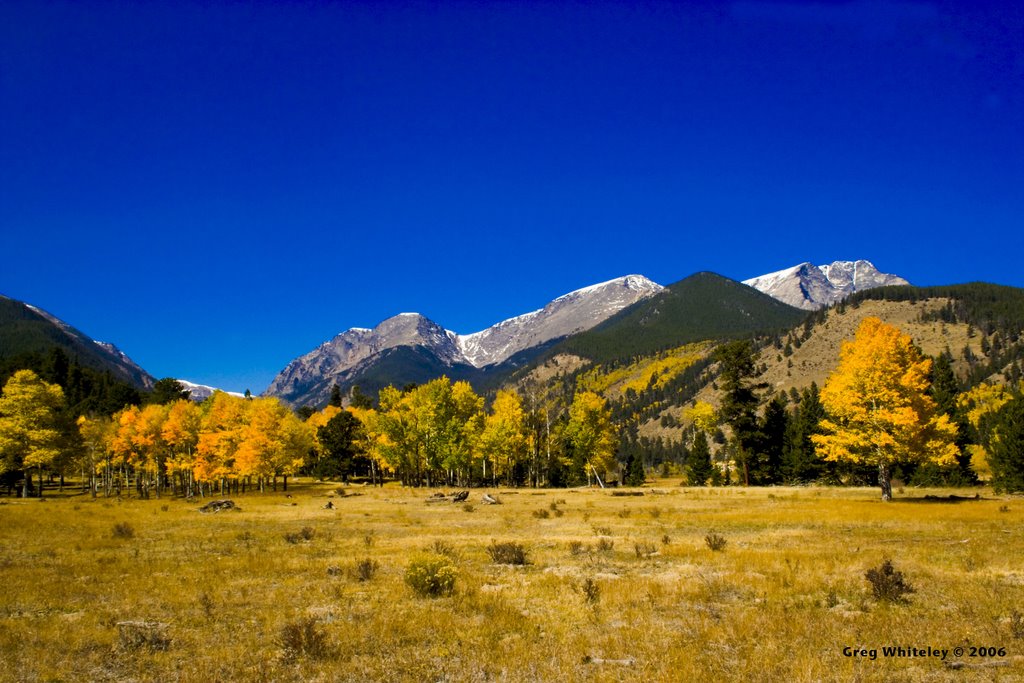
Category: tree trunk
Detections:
[{"x1": 878, "y1": 462, "x2": 893, "y2": 501}]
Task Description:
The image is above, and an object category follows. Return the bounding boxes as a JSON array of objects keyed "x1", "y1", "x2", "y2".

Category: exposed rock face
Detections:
[
  {"x1": 742, "y1": 260, "x2": 909, "y2": 310},
  {"x1": 264, "y1": 313, "x2": 463, "y2": 402},
  {"x1": 264, "y1": 275, "x2": 663, "y2": 406},
  {"x1": 457, "y1": 275, "x2": 663, "y2": 367}
]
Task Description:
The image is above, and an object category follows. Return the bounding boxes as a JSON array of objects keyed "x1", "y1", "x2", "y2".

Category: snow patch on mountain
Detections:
[{"x1": 177, "y1": 380, "x2": 246, "y2": 402}]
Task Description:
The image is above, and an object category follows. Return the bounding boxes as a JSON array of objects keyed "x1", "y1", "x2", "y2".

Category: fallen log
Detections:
[{"x1": 198, "y1": 499, "x2": 237, "y2": 514}]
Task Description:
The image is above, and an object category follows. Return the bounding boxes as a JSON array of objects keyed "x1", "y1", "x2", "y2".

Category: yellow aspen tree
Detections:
[
  {"x1": 109, "y1": 406, "x2": 141, "y2": 496},
  {"x1": 349, "y1": 405, "x2": 384, "y2": 485},
  {"x1": 374, "y1": 386, "x2": 419, "y2": 485},
  {"x1": 448, "y1": 380, "x2": 483, "y2": 484},
  {"x1": 134, "y1": 403, "x2": 169, "y2": 498},
  {"x1": 162, "y1": 399, "x2": 201, "y2": 496},
  {"x1": 478, "y1": 389, "x2": 527, "y2": 486},
  {"x1": 564, "y1": 391, "x2": 618, "y2": 486},
  {"x1": 812, "y1": 317, "x2": 959, "y2": 500},
  {"x1": 682, "y1": 400, "x2": 718, "y2": 434},
  {"x1": 0, "y1": 370, "x2": 66, "y2": 498},
  {"x1": 77, "y1": 414, "x2": 112, "y2": 497},
  {"x1": 275, "y1": 407, "x2": 313, "y2": 491},
  {"x1": 196, "y1": 392, "x2": 249, "y2": 494}
]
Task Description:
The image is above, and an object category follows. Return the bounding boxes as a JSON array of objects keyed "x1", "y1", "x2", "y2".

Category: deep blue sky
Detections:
[{"x1": 2, "y1": 1, "x2": 1021, "y2": 393}]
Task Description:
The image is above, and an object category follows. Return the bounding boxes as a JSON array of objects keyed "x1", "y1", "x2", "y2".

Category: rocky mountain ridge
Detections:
[{"x1": 264, "y1": 275, "x2": 663, "y2": 406}]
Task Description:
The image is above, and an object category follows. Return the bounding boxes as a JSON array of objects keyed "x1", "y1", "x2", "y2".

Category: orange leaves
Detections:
[{"x1": 813, "y1": 317, "x2": 958, "y2": 469}]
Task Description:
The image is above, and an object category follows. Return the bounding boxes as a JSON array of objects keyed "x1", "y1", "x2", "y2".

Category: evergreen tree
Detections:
[
  {"x1": 754, "y1": 395, "x2": 787, "y2": 484},
  {"x1": 315, "y1": 409, "x2": 364, "y2": 482},
  {"x1": 328, "y1": 384, "x2": 343, "y2": 408},
  {"x1": 148, "y1": 378, "x2": 191, "y2": 405},
  {"x1": 624, "y1": 451, "x2": 645, "y2": 486},
  {"x1": 714, "y1": 340, "x2": 764, "y2": 485},
  {"x1": 985, "y1": 394, "x2": 1024, "y2": 493},
  {"x1": 686, "y1": 430, "x2": 714, "y2": 486},
  {"x1": 349, "y1": 385, "x2": 374, "y2": 410},
  {"x1": 782, "y1": 383, "x2": 825, "y2": 483}
]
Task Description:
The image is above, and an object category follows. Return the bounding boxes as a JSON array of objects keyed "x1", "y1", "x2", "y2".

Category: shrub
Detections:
[
  {"x1": 432, "y1": 540, "x2": 457, "y2": 558},
  {"x1": 532, "y1": 509, "x2": 550, "y2": 519},
  {"x1": 284, "y1": 527, "x2": 316, "y2": 544},
  {"x1": 568, "y1": 541, "x2": 586, "y2": 556},
  {"x1": 112, "y1": 522, "x2": 135, "y2": 540},
  {"x1": 634, "y1": 541, "x2": 657, "y2": 558},
  {"x1": 865, "y1": 559, "x2": 915, "y2": 603},
  {"x1": 116, "y1": 620, "x2": 170, "y2": 651},
  {"x1": 1010, "y1": 610, "x2": 1024, "y2": 640},
  {"x1": 705, "y1": 533, "x2": 727, "y2": 551},
  {"x1": 487, "y1": 541, "x2": 529, "y2": 565},
  {"x1": 595, "y1": 538, "x2": 615, "y2": 553},
  {"x1": 579, "y1": 577, "x2": 600, "y2": 604},
  {"x1": 350, "y1": 558, "x2": 379, "y2": 582},
  {"x1": 279, "y1": 617, "x2": 331, "y2": 661},
  {"x1": 405, "y1": 553, "x2": 457, "y2": 597}
]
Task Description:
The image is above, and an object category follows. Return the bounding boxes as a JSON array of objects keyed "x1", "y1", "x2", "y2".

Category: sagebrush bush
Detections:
[
  {"x1": 865, "y1": 559, "x2": 915, "y2": 603},
  {"x1": 634, "y1": 541, "x2": 657, "y2": 558},
  {"x1": 112, "y1": 522, "x2": 135, "y2": 539},
  {"x1": 350, "y1": 558, "x2": 378, "y2": 582},
  {"x1": 284, "y1": 527, "x2": 316, "y2": 544},
  {"x1": 279, "y1": 617, "x2": 331, "y2": 661},
  {"x1": 487, "y1": 541, "x2": 529, "y2": 565},
  {"x1": 705, "y1": 533, "x2": 727, "y2": 551},
  {"x1": 405, "y1": 553, "x2": 457, "y2": 597},
  {"x1": 579, "y1": 577, "x2": 600, "y2": 604}
]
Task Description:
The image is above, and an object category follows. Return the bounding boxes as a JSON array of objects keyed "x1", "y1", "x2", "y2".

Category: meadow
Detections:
[{"x1": 1, "y1": 481, "x2": 1022, "y2": 682}]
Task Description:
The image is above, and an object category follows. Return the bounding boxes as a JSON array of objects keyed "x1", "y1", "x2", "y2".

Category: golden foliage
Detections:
[{"x1": 812, "y1": 317, "x2": 958, "y2": 470}]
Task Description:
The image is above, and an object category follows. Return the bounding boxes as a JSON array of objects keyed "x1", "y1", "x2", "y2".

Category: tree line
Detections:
[
  {"x1": 3, "y1": 316, "x2": 1024, "y2": 498},
  {"x1": 0, "y1": 371, "x2": 621, "y2": 496}
]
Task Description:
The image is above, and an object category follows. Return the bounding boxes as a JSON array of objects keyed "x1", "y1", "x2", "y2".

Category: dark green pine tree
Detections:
[
  {"x1": 714, "y1": 340, "x2": 764, "y2": 486},
  {"x1": 148, "y1": 378, "x2": 192, "y2": 405},
  {"x1": 686, "y1": 431, "x2": 715, "y2": 486},
  {"x1": 349, "y1": 385, "x2": 374, "y2": 409},
  {"x1": 315, "y1": 409, "x2": 364, "y2": 482},
  {"x1": 754, "y1": 395, "x2": 787, "y2": 485},
  {"x1": 985, "y1": 394, "x2": 1024, "y2": 493},
  {"x1": 782, "y1": 383, "x2": 826, "y2": 483},
  {"x1": 624, "y1": 452, "x2": 646, "y2": 486},
  {"x1": 328, "y1": 383, "x2": 343, "y2": 408}
]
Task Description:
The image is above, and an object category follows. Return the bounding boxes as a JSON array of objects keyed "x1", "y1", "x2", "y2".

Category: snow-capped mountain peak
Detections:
[
  {"x1": 743, "y1": 260, "x2": 909, "y2": 310},
  {"x1": 456, "y1": 274, "x2": 663, "y2": 367}
]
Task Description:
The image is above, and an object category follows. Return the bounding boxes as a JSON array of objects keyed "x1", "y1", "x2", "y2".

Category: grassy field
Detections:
[{"x1": 1, "y1": 481, "x2": 1022, "y2": 682}]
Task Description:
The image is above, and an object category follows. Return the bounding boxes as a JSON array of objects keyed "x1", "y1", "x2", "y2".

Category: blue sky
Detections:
[{"x1": 1, "y1": 1, "x2": 1021, "y2": 393}]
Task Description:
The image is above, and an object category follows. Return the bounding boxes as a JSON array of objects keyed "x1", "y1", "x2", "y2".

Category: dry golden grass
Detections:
[{"x1": 1, "y1": 481, "x2": 1022, "y2": 682}]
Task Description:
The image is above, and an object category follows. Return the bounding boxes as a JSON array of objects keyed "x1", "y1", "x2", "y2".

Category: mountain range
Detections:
[
  {"x1": 264, "y1": 260, "x2": 903, "y2": 407},
  {"x1": 263, "y1": 275, "x2": 663, "y2": 406},
  {"x1": 0, "y1": 260, "x2": 912, "y2": 406}
]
